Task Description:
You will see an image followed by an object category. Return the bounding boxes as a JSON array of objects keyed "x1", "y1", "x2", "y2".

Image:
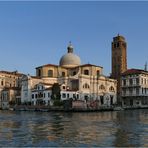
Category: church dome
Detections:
[{"x1": 59, "y1": 43, "x2": 81, "y2": 68}]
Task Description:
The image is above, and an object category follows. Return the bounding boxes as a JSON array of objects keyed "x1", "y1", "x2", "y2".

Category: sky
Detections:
[{"x1": 0, "y1": 1, "x2": 148, "y2": 76}]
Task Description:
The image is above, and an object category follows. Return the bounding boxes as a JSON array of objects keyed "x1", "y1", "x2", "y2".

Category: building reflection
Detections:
[
  {"x1": 113, "y1": 110, "x2": 147, "y2": 147},
  {"x1": 48, "y1": 112, "x2": 118, "y2": 146},
  {"x1": 0, "y1": 110, "x2": 147, "y2": 147}
]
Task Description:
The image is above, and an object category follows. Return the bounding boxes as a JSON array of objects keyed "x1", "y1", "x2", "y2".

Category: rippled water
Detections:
[{"x1": 0, "y1": 109, "x2": 148, "y2": 147}]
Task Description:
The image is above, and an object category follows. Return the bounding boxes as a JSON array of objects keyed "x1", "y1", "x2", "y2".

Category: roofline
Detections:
[
  {"x1": 2, "y1": 87, "x2": 21, "y2": 90},
  {"x1": 35, "y1": 63, "x2": 104, "y2": 70},
  {"x1": 121, "y1": 68, "x2": 148, "y2": 76},
  {"x1": 31, "y1": 76, "x2": 42, "y2": 79},
  {"x1": 36, "y1": 64, "x2": 59, "y2": 69},
  {"x1": 79, "y1": 64, "x2": 103, "y2": 68},
  {"x1": 0, "y1": 70, "x2": 24, "y2": 76}
]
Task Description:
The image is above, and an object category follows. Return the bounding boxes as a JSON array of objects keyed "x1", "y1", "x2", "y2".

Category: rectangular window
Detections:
[
  {"x1": 142, "y1": 88, "x2": 144, "y2": 94},
  {"x1": 136, "y1": 78, "x2": 139, "y2": 85},
  {"x1": 123, "y1": 80, "x2": 126, "y2": 86},
  {"x1": 73, "y1": 71, "x2": 76, "y2": 76},
  {"x1": 96, "y1": 70, "x2": 100, "y2": 77},
  {"x1": 129, "y1": 79, "x2": 133, "y2": 86},
  {"x1": 141, "y1": 78, "x2": 143, "y2": 84},
  {"x1": 100, "y1": 96, "x2": 104, "y2": 105},
  {"x1": 38, "y1": 69, "x2": 41, "y2": 77},
  {"x1": 145, "y1": 88, "x2": 147, "y2": 94},
  {"x1": 73, "y1": 94, "x2": 76, "y2": 99},
  {"x1": 62, "y1": 72, "x2": 65, "y2": 77},
  {"x1": 32, "y1": 94, "x2": 34, "y2": 99},
  {"x1": 133, "y1": 79, "x2": 136, "y2": 85},
  {"x1": 129, "y1": 88, "x2": 133, "y2": 95},
  {"x1": 67, "y1": 94, "x2": 69, "y2": 98},
  {"x1": 48, "y1": 70, "x2": 53, "y2": 77},
  {"x1": 84, "y1": 70, "x2": 89, "y2": 75},
  {"x1": 62, "y1": 93, "x2": 66, "y2": 98},
  {"x1": 122, "y1": 89, "x2": 126, "y2": 96}
]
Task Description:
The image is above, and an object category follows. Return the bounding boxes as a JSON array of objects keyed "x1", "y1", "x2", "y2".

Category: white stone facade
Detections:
[
  {"x1": 121, "y1": 69, "x2": 148, "y2": 108},
  {"x1": 21, "y1": 75, "x2": 43, "y2": 104},
  {"x1": 31, "y1": 83, "x2": 52, "y2": 106}
]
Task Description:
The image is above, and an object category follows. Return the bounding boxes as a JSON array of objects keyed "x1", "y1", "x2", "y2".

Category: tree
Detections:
[{"x1": 51, "y1": 83, "x2": 62, "y2": 106}]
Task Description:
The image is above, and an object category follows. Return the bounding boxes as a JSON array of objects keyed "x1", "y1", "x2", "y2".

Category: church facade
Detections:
[{"x1": 21, "y1": 43, "x2": 117, "y2": 108}]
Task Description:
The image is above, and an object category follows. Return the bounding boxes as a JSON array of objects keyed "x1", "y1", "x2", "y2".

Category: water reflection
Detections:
[
  {"x1": 114, "y1": 110, "x2": 148, "y2": 147},
  {"x1": 0, "y1": 110, "x2": 147, "y2": 147}
]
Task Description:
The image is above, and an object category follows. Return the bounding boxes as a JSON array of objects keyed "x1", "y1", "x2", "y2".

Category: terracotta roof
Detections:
[
  {"x1": 2, "y1": 87, "x2": 21, "y2": 90},
  {"x1": 31, "y1": 76, "x2": 41, "y2": 79},
  {"x1": 79, "y1": 64, "x2": 103, "y2": 68},
  {"x1": 0, "y1": 70, "x2": 24, "y2": 76},
  {"x1": 121, "y1": 69, "x2": 148, "y2": 76},
  {"x1": 36, "y1": 64, "x2": 59, "y2": 69},
  {"x1": 35, "y1": 63, "x2": 103, "y2": 69}
]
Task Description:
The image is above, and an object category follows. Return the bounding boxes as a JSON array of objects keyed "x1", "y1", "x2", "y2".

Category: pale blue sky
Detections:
[{"x1": 0, "y1": 1, "x2": 148, "y2": 75}]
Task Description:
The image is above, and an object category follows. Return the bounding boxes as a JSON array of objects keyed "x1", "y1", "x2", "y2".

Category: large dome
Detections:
[{"x1": 59, "y1": 43, "x2": 81, "y2": 68}]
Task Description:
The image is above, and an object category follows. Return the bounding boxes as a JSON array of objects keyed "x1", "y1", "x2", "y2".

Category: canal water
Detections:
[{"x1": 0, "y1": 109, "x2": 147, "y2": 147}]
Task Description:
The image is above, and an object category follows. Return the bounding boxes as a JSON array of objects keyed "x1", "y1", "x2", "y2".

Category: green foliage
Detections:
[
  {"x1": 53, "y1": 100, "x2": 63, "y2": 106},
  {"x1": 51, "y1": 83, "x2": 62, "y2": 106},
  {"x1": 51, "y1": 83, "x2": 61, "y2": 100}
]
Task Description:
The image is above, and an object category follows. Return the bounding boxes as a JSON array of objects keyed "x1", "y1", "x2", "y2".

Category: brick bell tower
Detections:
[{"x1": 111, "y1": 34, "x2": 127, "y2": 104}]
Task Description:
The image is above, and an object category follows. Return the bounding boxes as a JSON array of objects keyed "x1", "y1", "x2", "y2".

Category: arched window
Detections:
[
  {"x1": 99, "y1": 85, "x2": 105, "y2": 90},
  {"x1": 48, "y1": 70, "x2": 53, "y2": 77},
  {"x1": 62, "y1": 72, "x2": 65, "y2": 77},
  {"x1": 1, "y1": 81, "x2": 3, "y2": 86},
  {"x1": 109, "y1": 86, "x2": 115, "y2": 92},
  {"x1": 73, "y1": 71, "x2": 76, "y2": 76},
  {"x1": 84, "y1": 70, "x2": 89, "y2": 75},
  {"x1": 96, "y1": 70, "x2": 100, "y2": 77},
  {"x1": 42, "y1": 86, "x2": 44, "y2": 90},
  {"x1": 83, "y1": 83, "x2": 90, "y2": 89}
]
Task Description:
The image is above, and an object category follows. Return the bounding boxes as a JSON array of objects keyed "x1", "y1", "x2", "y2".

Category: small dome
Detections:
[{"x1": 59, "y1": 43, "x2": 81, "y2": 68}]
